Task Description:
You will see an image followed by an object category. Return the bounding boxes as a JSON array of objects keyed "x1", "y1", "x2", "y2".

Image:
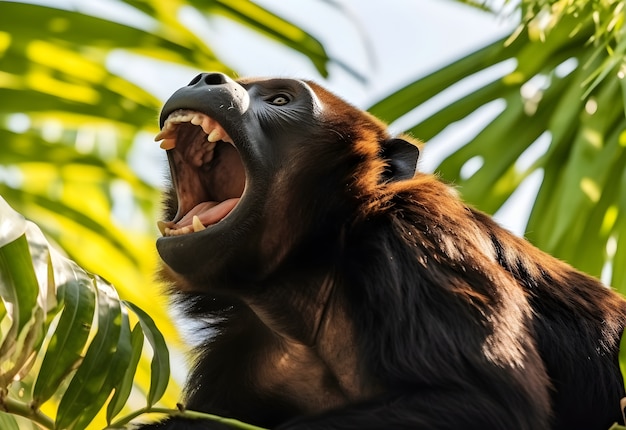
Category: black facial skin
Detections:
[
  {"x1": 157, "y1": 73, "x2": 418, "y2": 290},
  {"x1": 146, "y1": 73, "x2": 626, "y2": 430},
  {"x1": 156, "y1": 73, "x2": 277, "y2": 284}
]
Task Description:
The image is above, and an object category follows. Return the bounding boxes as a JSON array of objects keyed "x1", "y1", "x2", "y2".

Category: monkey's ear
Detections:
[{"x1": 380, "y1": 138, "x2": 420, "y2": 182}]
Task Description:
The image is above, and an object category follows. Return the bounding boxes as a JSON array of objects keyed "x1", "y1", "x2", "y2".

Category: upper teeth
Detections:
[{"x1": 154, "y1": 110, "x2": 233, "y2": 149}]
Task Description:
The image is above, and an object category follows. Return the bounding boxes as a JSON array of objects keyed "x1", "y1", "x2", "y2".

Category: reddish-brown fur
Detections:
[{"x1": 146, "y1": 74, "x2": 626, "y2": 430}]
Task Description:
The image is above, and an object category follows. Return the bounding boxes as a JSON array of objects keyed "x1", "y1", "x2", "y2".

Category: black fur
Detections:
[{"x1": 144, "y1": 73, "x2": 626, "y2": 430}]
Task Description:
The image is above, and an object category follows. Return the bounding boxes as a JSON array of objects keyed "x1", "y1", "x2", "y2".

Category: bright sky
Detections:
[
  {"x1": 105, "y1": 0, "x2": 517, "y2": 106},
  {"x1": 215, "y1": 0, "x2": 516, "y2": 105},
  {"x1": 107, "y1": 0, "x2": 536, "y2": 236},
  {"x1": 16, "y1": 0, "x2": 534, "y2": 235}
]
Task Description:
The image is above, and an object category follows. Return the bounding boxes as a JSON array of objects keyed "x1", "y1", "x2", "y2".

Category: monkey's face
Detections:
[{"x1": 155, "y1": 73, "x2": 418, "y2": 292}]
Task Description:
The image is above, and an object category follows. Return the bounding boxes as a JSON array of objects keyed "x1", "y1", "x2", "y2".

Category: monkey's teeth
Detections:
[
  {"x1": 166, "y1": 226, "x2": 192, "y2": 236},
  {"x1": 207, "y1": 129, "x2": 224, "y2": 143},
  {"x1": 159, "y1": 218, "x2": 206, "y2": 237},
  {"x1": 159, "y1": 139, "x2": 176, "y2": 150},
  {"x1": 156, "y1": 110, "x2": 234, "y2": 149},
  {"x1": 154, "y1": 128, "x2": 174, "y2": 142},
  {"x1": 192, "y1": 216, "x2": 206, "y2": 232},
  {"x1": 168, "y1": 111, "x2": 194, "y2": 124},
  {"x1": 158, "y1": 220, "x2": 176, "y2": 236}
]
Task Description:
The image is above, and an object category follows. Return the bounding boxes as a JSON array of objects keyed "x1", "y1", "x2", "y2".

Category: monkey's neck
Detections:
[
  {"x1": 244, "y1": 270, "x2": 336, "y2": 346},
  {"x1": 244, "y1": 273, "x2": 375, "y2": 406}
]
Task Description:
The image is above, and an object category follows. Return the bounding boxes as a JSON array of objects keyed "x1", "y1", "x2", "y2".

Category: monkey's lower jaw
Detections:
[{"x1": 157, "y1": 197, "x2": 239, "y2": 236}]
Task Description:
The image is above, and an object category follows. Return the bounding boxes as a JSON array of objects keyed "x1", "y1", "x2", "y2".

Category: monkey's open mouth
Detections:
[{"x1": 155, "y1": 109, "x2": 246, "y2": 236}]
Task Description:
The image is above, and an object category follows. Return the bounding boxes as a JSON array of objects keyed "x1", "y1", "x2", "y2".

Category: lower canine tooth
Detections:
[{"x1": 192, "y1": 216, "x2": 206, "y2": 232}]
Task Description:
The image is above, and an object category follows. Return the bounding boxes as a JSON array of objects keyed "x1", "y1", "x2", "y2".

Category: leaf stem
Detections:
[
  {"x1": 106, "y1": 405, "x2": 151, "y2": 428},
  {"x1": 108, "y1": 406, "x2": 268, "y2": 430},
  {"x1": 1, "y1": 397, "x2": 54, "y2": 429}
]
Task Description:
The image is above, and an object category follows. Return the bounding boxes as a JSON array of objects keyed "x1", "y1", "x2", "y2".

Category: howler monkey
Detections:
[{"x1": 145, "y1": 72, "x2": 626, "y2": 430}]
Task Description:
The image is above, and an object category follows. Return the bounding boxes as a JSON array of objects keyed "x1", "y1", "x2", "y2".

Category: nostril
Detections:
[
  {"x1": 187, "y1": 72, "x2": 229, "y2": 87},
  {"x1": 188, "y1": 74, "x2": 203, "y2": 86},
  {"x1": 203, "y1": 73, "x2": 228, "y2": 85}
]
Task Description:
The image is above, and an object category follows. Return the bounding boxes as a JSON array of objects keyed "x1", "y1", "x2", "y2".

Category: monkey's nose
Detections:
[{"x1": 187, "y1": 72, "x2": 231, "y2": 87}]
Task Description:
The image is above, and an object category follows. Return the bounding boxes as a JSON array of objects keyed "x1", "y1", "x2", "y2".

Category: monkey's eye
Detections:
[{"x1": 266, "y1": 94, "x2": 291, "y2": 106}]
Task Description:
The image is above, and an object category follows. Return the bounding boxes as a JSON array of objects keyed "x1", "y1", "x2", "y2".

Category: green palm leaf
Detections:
[
  {"x1": 370, "y1": 0, "x2": 626, "y2": 292},
  {"x1": 0, "y1": 196, "x2": 212, "y2": 429}
]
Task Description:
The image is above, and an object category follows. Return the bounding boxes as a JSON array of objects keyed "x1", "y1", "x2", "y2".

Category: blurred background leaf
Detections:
[{"x1": 0, "y1": 0, "x2": 336, "y2": 426}]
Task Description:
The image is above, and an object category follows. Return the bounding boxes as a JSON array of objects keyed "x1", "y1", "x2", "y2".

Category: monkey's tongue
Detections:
[
  {"x1": 159, "y1": 198, "x2": 239, "y2": 236},
  {"x1": 179, "y1": 198, "x2": 240, "y2": 226}
]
